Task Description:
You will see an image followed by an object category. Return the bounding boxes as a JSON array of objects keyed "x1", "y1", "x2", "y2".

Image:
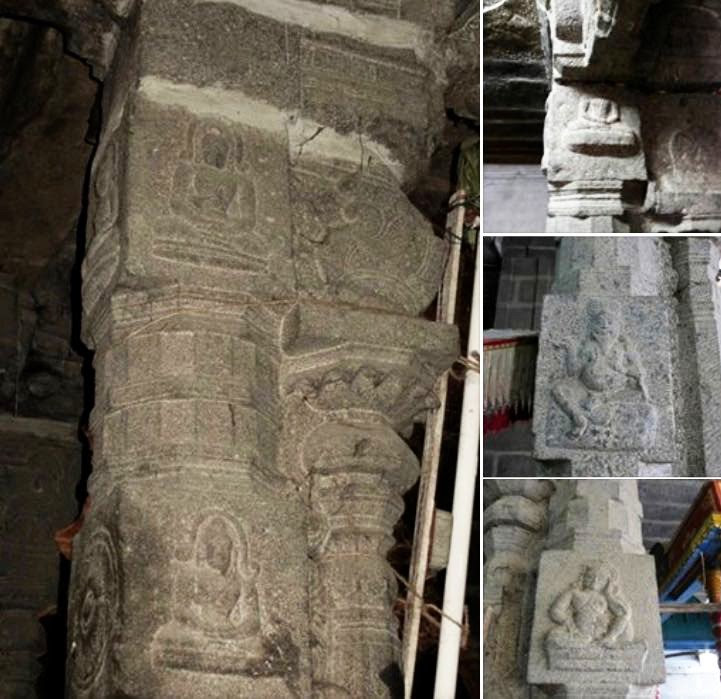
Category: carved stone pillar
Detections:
[
  {"x1": 67, "y1": 1, "x2": 458, "y2": 697},
  {"x1": 532, "y1": 237, "x2": 678, "y2": 476},
  {"x1": 543, "y1": 83, "x2": 646, "y2": 233},
  {"x1": 527, "y1": 481, "x2": 665, "y2": 698},
  {"x1": 483, "y1": 480, "x2": 554, "y2": 698},
  {"x1": 670, "y1": 238, "x2": 721, "y2": 476},
  {"x1": 279, "y1": 303, "x2": 456, "y2": 696},
  {"x1": 539, "y1": 1, "x2": 721, "y2": 232},
  {"x1": 0, "y1": 416, "x2": 79, "y2": 698}
]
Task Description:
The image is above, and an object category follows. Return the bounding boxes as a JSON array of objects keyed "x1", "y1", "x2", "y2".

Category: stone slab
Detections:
[
  {"x1": 528, "y1": 550, "x2": 665, "y2": 688},
  {"x1": 544, "y1": 84, "x2": 646, "y2": 185},
  {"x1": 533, "y1": 295, "x2": 675, "y2": 464}
]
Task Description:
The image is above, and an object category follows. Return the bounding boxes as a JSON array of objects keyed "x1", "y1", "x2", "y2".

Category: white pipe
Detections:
[
  {"x1": 433, "y1": 239, "x2": 480, "y2": 699},
  {"x1": 402, "y1": 193, "x2": 465, "y2": 699}
]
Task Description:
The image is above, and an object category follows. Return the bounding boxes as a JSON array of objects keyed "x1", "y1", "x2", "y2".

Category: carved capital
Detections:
[{"x1": 280, "y1": 302, "x2": 458, "y2": 435}]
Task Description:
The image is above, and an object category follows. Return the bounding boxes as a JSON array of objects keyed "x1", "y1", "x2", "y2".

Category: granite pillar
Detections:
[
  {"x1": 539, "y1": 1, "x2": 721, "y2": 232},
  {"x1": 66, "y1": 2, "x2": 458, "y2": 697},
  {"x1": 527, "y1": 480, "x2": 665, "y2": 698},
  {"x1": 483, "y1": 480, "x2": 554, "y2": 698}
]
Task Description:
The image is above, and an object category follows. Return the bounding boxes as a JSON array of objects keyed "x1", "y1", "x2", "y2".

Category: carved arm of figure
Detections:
[
  {"x1": 601, "y1": 580, "x2": 632, "y2": 647},
  {"x1": 623, "y1": 345, "x2": 650, "y2": 401},
  {"x1": 551, "y1": 338, "x2": 581, "y2": 377},
  {"x1": 549, "y1": 582, "x2": 579, "y2": 630}
]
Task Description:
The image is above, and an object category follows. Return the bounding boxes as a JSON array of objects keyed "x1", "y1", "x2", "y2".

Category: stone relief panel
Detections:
[
  {"x1": 533, "y1": 296, "x2": 675, "y2": 462},
  {"x1": 545, "y1": 563, "x2": 646, "y2": 671},
  {"x1": 544, "y1": 84, "x2": 645, "y2": 186},
  {"x1": 642, "y1": 1, "x2": 721, "y2": 87},
  {"x1": 125, "y1": 98, "x2": 295, "y2": 296},
  {"x1": 641, "y1": 95, "x2": 721, "y2": 230},
  {"x1": 68, "y1": 524, "x2": 121, "y2": 696},
  {"x1": 528, "y1": 551, "x2": 664, "y2": 687},
  {"x1": 154, "y1": 120, "x2": 263, "y2": 273},
  {"x1": 290, "y1": 157, "x2": 446, "y2": 316},
  {"x1": 153, "y1": 511, "x2": 267, "y2": 674}
]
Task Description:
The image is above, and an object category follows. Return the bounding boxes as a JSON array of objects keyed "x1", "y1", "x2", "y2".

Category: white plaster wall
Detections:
[
  {"x1": 661, "y1": 652, "x2": 721, "y2": 698},
  {"x1": 483, "y1": 164, "x2": 548, "y2": 233}
]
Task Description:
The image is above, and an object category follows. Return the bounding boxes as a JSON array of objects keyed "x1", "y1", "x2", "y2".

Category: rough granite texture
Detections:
[
  {"x1": 0, "y1": 416, "x2": 80, "y2": 699},
  {"x1": 527, "y1": 481, "x2": 665, "y2": 697},
  {"x1": 64, "y1": 1, "x2": 461, "y2": 697}
]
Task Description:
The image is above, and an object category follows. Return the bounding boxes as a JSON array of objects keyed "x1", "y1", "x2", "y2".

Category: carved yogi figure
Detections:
[
  {"x1": 173, "y1": 514, "x2": 260, "y2": 639},
  {"x1": 564, "y1": 96, "x2": 638, "y2": 156},
  {"x1": 156, "y1": 121, "x2": 266, "y2": 272},
  {"x1": 173, "y1": 123, "x2": 256, "y2": 228},
  {"x1": 547, "y1": 563, "x2": 632, "y2": 650},
  {"x1": 551, "y1": 299, "x2": 649, "y2": 439}
]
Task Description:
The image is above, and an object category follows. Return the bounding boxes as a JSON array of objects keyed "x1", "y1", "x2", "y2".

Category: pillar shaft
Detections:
[
  {"x1": 527, "y1": 481, "x2": 665, "y2": 698},
  {"x1": 67, "y1": 2, "x2": 458, "y2": 696}
]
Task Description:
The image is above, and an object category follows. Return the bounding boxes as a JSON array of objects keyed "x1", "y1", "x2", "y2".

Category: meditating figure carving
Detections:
[
  {"x1": 173, "y1": 514, "x2": 260, "y2": 639},
  {"x1": 551, "y1": 299, "x2": 649, "y2": 440},
  {"x1": 547, "y1": 563, "x2": 631, "y2": 650},
  {"x1": 154, "y1": 513, "x2": 264, "y2": 673},
  {"x1": 563, "y1": 96, "x2": 638, "y2": 156}
]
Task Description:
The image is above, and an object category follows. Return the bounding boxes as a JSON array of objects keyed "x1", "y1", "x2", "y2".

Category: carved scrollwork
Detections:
[
  {"x1": 290, "y1": 161, "x2": 446, "y2": 316},
  {"x1": 69, "y1": 526, "x2": 120, "y2": 694}
]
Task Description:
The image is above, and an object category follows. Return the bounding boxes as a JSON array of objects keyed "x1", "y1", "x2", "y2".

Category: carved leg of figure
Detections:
[{"x1": 551, "y1": 382, "x2": 588, "y2": 438}]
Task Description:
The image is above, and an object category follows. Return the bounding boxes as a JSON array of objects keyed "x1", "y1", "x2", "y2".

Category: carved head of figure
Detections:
[
  {"x1": 582, "y1": 563, "x2": 611, "y2": 592},
  {"x1": 192, "y1": 122, "x2": 240, "y2": 170},
  {"x1": 579, "y1": 97, "x2": 620, "y2": 125},
  {"x1": 197, "y1": 517, "x2": 235, "y2": 576},
  {"x1": 587, "y1": 299, "x2": 620, "y2": 346}
]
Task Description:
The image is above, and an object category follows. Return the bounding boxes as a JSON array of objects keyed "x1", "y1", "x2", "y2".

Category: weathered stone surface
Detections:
[
  {"x1": 484, "y1": 480, "x2": 553, "y2": 699},
  {"x1": 528, "y1": 552, "x2": 664, "y2": 691},
  {"x1": 639, "y1": 0, "x2": 721, "y2": 90},
  {"x1": 0, "y1": 416, "x2": 80, "y2": 697},
  {"x1": 539, "y1": 0, "x2": 655, "y2": 81},
  {"x1": 67, "y1": 2, "x2": 460, "y2": 695},
  {"x1": 533, "y1": 295, "x2": 675, "y2": 464},
  {"x1": 0, "y1": 0, "x2": 125, "y2": 78},
  {"x1": 544, "y1": 83, "x2": 645, "y2": 221},
  {"x1": 642, "y1": 95, "x2": 721, "y2": 232}
]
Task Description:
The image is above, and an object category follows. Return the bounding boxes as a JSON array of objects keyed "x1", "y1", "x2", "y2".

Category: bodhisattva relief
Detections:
[
  {"x1": 154, "y1": 512, "x2": 265, "y2": 674},
  {"x1": 154, "y1": 120, "x2": 266, "y2": 274},
  {"x1": 545, "y1": 563, "x2": 647, "y2": 671},
  {"x1": 548, "y1": 299, "x2": 655, "y2": 449},
  {"x1": 562, "y1": 97, "x2": 639, "y2": 157}
]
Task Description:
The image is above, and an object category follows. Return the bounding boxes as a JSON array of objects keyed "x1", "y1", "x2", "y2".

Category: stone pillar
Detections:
[
  {"x1": 539, "y1": 1, "x2": 721, "y2": 232},
  {"x1": 0, "y1": 416, "x2": 80, "y2": 698},
  {"x1": 527, "y1": 481, "x2": 665, "y2": 698},
  {"x1": 670, "y1": 238, "x2": 721, "y2": 476},
  {"x1": 66, "y1": 2, "x2": 458, "y2": 697},
  {"x1": 483, "y1": 480, "x2": 554, "y2": 698},
  {"x1": 532, "y1": 237, "x2": 678, "y2": 476}
]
